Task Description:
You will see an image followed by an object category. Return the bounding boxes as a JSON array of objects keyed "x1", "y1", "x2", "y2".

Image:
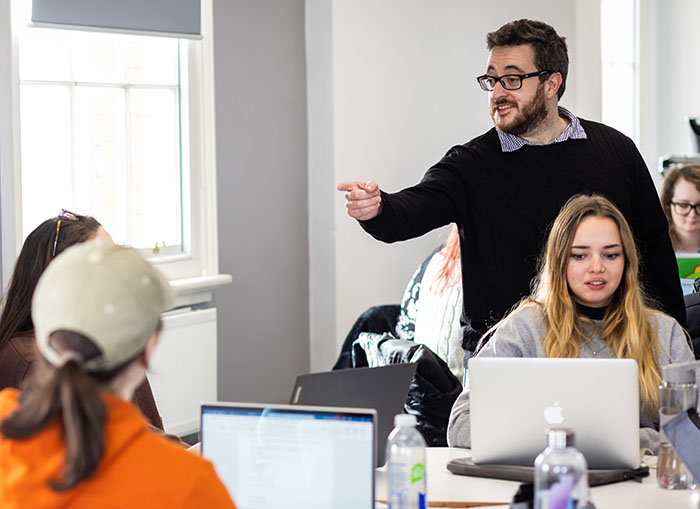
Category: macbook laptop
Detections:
[
  {"x1": 468, "y1": 357, "x2": 640, "y2": 470},
  {"x1": 289, "y1": 363, "x2": 417, "y2": 466},
  {"x1": 200, "y1": 402, "x2": 376, "y2": 509}
]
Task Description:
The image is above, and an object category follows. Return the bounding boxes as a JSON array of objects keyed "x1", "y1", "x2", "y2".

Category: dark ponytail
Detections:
[{"x1": 0, "y1": 331, "x2": 116, "y2": 491}]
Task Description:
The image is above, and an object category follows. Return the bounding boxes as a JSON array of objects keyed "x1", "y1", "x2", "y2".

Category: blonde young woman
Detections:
[{"x1": 446, "y1": 194, "x2": 693, "y2": 453}]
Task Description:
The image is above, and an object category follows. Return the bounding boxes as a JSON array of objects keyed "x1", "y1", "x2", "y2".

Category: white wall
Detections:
[
  {"x1": 638, "y1": 0, "x2": 700, "y2": 186},
  {"x1": 307, "y1": 0, "x2": 601, "y2": 371},
  {"x1": 653, "y1": 0, "x2": 700, "y2": 159},
  {"x1": 306, "y1": 0, "x2": 337, "y2": 372},
  {"x1": 0, "y1": 0, "x2": 20, "y2": 284}
]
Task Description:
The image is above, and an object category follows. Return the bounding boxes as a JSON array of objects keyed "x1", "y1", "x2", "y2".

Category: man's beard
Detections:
[{"x1": 491, "y1": 84, "x2": 548, "y2": 137}]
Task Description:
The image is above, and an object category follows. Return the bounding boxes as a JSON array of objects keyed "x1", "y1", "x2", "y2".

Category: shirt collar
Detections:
[
  {"x1": 575, "y1": 302, "x2": 607, "y2": 321},
  {"x1": 497, "y1": 107, "x2": 587, "y2": 153}
]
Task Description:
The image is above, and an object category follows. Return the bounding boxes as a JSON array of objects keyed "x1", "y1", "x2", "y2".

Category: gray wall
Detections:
[{"x1": 213, "y1": 0, "x2": 310, "y2": 403}]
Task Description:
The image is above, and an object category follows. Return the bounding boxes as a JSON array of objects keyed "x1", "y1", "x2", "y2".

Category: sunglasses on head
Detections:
[{"x1": 52, "y1": 209, "x2": 80, "y2": 258}]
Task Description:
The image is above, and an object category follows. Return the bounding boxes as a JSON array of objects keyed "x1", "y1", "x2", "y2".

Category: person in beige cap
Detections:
[
  {"x1": 0, "y1": 211, "x2": 165, "y2": 432},
  {"x1": 0, "y1": 241, "x2": 236, "y2": 508}
]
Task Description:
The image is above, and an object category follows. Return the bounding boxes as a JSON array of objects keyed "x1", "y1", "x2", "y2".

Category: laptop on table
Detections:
[
  {"x1": 466, "y1": 357, "x2": 640, "y2": 470},
  {"x1": 289, "y1": 363, "x2": 417, "y2": 466},
  {"x1": 201, "y1": 402, "x2": 376, "y2": 509}
]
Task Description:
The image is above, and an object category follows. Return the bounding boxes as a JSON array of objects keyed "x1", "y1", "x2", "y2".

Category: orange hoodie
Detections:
[{"x1": 0, "y1": 389, "x2": 236, "y2": 508}]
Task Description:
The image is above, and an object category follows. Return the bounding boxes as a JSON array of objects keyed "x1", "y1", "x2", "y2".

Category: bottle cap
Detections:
[
  {"x1": 394, "y1": 413, "x2": 417, "y2": 427},
  {"x1": 662, "y1": 360, "x2": 700, "y2": 384},
  {"x1": 546, "y1": 428, "x2": 575, "y2": 449}
]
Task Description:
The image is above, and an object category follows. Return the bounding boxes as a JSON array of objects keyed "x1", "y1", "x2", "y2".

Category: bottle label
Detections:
[
  {"x1": 389, "y1": 461, "x2": 427, "y2": 509},
  {"x1": 536, "y1": 474, "x2": 579, "y2": 509},
  {"x1": 411, "y1": 463, "x2": 425, "y2": 484}
]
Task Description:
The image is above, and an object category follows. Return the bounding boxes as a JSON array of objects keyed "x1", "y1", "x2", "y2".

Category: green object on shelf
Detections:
[{"x1": 677, "y1": 257, "x2": 700, "y2": 280}]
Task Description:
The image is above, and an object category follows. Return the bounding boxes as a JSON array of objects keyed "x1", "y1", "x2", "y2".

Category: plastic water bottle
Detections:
[
  {"x1": 386, "y1": 414, "x2": 427, "y2": 509},
  {"x1": 658, "y1": 361, "x2": 700, "y2": 489},
  {"x1": 534, "y1": 428, "x2": 590, "y2": 509}
]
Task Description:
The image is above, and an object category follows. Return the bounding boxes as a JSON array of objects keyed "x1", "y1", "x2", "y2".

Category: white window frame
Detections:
[
  {"x1": 0, "y1": 0, "x2": 229, "y2": 305},
  {"x1": 600, "y1": 0, "x2": 639, "y2": 144}
]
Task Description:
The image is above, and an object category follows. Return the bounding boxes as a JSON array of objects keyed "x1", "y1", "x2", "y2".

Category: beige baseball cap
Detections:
[{"x1": 33, "y1": 240, "x2": 174, "y2": 371}]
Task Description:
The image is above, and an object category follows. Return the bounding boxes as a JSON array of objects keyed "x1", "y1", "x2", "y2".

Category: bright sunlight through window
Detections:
[
  {"x1": 601, "y1": 0, "x2": 638, "y2": 142},
  {"x1": 18, "y1": 27, "x2": 186, "y2": 255}
]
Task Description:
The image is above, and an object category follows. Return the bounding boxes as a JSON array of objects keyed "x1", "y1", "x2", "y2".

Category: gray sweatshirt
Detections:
[{"x1": 446, "y1": 302, "x2": 694, "y2": 453}]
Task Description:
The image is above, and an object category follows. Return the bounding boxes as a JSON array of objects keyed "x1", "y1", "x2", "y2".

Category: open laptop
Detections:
[
  {"x1": 468, "y1": 357, "x2": 640, "y2": 470},
  {"x1": 201, "y1": 402, "x2": 376, "y2": 509},
  {"x1": 289, "y1": 363, "x2": 417, "y2": 466}
]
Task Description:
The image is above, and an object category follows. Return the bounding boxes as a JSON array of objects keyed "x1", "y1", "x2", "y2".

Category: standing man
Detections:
[{"x1": 338, "y1": 19, "x2": 685, "y2": 358}]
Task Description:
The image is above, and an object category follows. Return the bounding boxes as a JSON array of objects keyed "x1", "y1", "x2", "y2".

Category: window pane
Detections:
[
  {"x1": 602, "y1": 62, "x2": 635, "y2": 139},
  {"x1": 127, "y1": 37, "x2": 179, "y2": 85},
  {"x1": 19, "y1": 28, "x2": 72, "y2": 82},
  {"x1": 129, "y1": 88, "x2": 182, "y2": 249},
  {"x1": 18, "y1": 26, "x2": 185, "y2": 257},
  {"x1": 601, "y1": 0, "x2": 637, "y2": 141},
  {"x1": 72, "y1": 32, "x2": 128, "y2": 84},
  {"x1": 73, "y1": 86, "x2": 128, "y2": 243},
  {"x1": 19, "y1": 84, "x2": 72, "y2": 234}
]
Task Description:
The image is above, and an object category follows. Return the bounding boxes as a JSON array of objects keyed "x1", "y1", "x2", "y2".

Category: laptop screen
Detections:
[
  {"x1": 201, "y1": 402, "x2": 376, "y2": 509},
  {"x1": 289, "y1": 363, "x2": 417, "y2": 467}
]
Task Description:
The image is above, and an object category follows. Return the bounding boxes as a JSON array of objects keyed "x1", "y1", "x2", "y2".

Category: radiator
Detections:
[{"x1": 148, "y1": 307, "x2": 218, "y2": 436}]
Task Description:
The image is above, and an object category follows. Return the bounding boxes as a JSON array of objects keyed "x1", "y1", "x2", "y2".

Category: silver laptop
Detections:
[
  {"x1": 201, "y1": 401, "x2": 376, "y2": 509},
  {"x1": 468, "y1": 357, "x2": 640, "y2": 470},
  {"x1": 289, "y1": 363, "x2": 417, "y2": 466}
]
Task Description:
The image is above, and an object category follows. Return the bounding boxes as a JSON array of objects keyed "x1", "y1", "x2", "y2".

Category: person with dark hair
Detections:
[
  {"x1": 338, "y1": 18, "x2": 684, "y2": 360},
  {"x1": 0, "y1": 241, "x2": 236, "y2": 507},
  {"x1": 660, "y1": 165, "x2": 700, "y2": 253},
  {"x1": 0, "y1": 211, "x2": 165, "y2": 430},
  {"x1": 447, "y1": 195, "x2": 693, "y2": 453}
]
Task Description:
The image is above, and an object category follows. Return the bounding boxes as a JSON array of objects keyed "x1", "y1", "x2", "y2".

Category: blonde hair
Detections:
[{"x1": 527, "y1": 195, "x2": 662, "y2": 415}]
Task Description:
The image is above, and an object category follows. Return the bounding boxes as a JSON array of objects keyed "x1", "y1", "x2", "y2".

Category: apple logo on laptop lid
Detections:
[{"x1": 544, "y1": 402, "x2": 565, "y2": 425}]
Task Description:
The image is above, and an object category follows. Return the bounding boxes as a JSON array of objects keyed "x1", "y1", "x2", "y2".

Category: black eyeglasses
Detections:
[
  {"x1": 52, "y1": 209, "x2": 79, "y2": 258},
  {"x1": 670, "y1": 201, "x2": 700, "y2": 217},
  {"x1": 476, "y1": 70, "x2": 551, "y2": 91}
]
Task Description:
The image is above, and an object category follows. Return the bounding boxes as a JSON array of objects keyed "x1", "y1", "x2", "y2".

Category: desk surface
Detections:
[{"x1": 376, "y1": 447, "x2": 700, "y2": 508}]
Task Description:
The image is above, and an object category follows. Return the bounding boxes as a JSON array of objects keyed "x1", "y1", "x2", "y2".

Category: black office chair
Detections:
[{"x1": 351, "y1": 333, "x2": 462, "y2": 447}]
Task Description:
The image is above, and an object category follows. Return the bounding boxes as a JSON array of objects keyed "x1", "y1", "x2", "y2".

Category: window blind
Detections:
[{"x1": 31, "y1": 0, "x2": 201, "y2": 39}]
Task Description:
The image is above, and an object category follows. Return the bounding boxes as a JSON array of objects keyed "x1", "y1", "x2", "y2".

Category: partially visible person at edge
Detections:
[
  {"x1": 397, "y1": 224, "x2": 465, "y2": 379},
  {"x1": 333, "y1": 224, "x2": 464, "y2": 379},
  {"x1": 0, "y1": 211, "x2": 165, "y2": 431},
  {"x1": 660, "y1": 164, "x2": 700, "y2": 253},
  {"x1": 0, "y1": 241, "x2": 236, "y2": 508},
  {"x1": 446, "y1": 195, "x2": 693, "y2": 453},
  {"x1": 337, "y1": 18, "x2": 685, "y2": 361}
]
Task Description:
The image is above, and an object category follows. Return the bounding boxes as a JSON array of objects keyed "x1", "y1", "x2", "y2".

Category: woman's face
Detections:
[
  {"x1": 670, "y1": 178, "x2": 700, "y2": 237},
  {"x1": 566, "y1": 216, "x2": 625, "y2": 308}
]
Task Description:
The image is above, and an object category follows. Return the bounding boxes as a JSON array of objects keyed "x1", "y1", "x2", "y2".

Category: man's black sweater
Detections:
[{"x1": 361, "y1": 119, "x2": 685, "y2": 352}]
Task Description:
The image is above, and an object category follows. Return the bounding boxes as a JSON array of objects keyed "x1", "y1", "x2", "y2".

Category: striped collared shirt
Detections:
[{"x1": 497, "y1": 107, "x2": 587, "y2": 153}]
